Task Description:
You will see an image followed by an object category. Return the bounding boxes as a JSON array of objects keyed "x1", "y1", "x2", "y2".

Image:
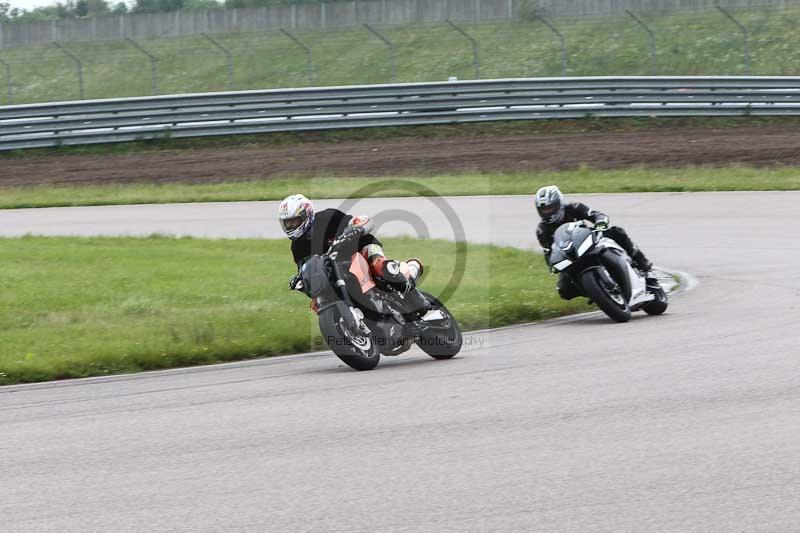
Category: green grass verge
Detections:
[
  {"x1": 0, "y1": 235, "x2": 583, "y2": 385},
  {"x1": 2, "y1": 6, "x2": 800, "y2": 105},
  {"x1": 2, "y1": 165, "x2": 800, "y2": 209}
]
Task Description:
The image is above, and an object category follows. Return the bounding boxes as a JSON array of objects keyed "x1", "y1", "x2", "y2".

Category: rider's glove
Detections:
[
  {"x1": 334, "y1": 225, "x2": 362, "y2": 246},
  {"x1": 289, "y1": 274, "x2": 301, "y2": 290},
  {"x1": 348, "y1": 215, "x2": 374, "y2": 234}
]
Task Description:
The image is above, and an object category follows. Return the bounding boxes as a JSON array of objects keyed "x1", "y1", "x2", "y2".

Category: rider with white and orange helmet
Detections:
[{"x1": 278, "y1": 194, "x2": 423, "y2": 294}]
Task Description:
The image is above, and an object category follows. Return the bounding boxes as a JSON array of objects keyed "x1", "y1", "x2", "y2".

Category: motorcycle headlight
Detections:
[{"x1": 553, "y1": 259, "x2": 573, "y2": 271}]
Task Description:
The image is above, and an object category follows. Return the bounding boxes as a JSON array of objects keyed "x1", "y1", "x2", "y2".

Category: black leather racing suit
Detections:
[
  {"x1": 536, "y1": 202, "x2": 648, "y2": 300},
  {"x1": 291, "y1": 208, "x2": 380, "y2": 267}
]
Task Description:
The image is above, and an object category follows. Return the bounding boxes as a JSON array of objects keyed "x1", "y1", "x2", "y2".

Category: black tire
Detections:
[
  {"x1": 318, "y1": 307, "x2": 380, "y2": 371},
  {"x1": 580, "y1": 269, "x2": 631, "y2": 323},
  {"x1": 643, "y1": 283, "x2": 669, "y2": 315},
  {"x1": 416, "y1": 292, "x2": 463, "y2": 359}
]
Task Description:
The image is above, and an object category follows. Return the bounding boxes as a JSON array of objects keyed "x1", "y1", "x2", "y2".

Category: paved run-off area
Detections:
[{"x1": 2, "y1": 193, "x2": 800, "y2": 531}]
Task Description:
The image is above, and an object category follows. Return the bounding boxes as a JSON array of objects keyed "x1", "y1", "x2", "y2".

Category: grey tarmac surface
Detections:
[{"x1": 2, "y1": 192, "x2": 800, "y2": 532}]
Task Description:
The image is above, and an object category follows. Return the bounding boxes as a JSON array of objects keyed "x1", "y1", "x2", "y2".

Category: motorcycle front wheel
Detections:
[
  {"x1": 580, "y1": 269, "x2": 631, "y2": 323},
  {"x1": 318, "y1": 307, "x2": 380, "y2": 371}
]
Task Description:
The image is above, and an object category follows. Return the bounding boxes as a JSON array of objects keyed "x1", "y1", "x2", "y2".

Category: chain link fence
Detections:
[{"x1": 2, "y1": 5, "x2": 800, "y2": 105}]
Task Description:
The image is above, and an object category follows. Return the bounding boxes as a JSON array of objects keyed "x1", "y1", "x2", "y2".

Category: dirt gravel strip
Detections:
[{"x1": 2, "y1": 125, "x2": 800, "y2": 186}]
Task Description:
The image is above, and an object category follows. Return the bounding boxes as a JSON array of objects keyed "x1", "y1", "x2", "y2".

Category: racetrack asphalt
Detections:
[{"x1": 2, "y1": 192, "x2": 799, "y2": 532}]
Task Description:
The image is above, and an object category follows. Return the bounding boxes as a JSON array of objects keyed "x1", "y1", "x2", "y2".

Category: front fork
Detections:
[
  {"x1": 581, "y1": 265, "x2": 618, "y2": 293},
  {"x1": 325, "y1": 261, "x2": 371, "y2": 335}
]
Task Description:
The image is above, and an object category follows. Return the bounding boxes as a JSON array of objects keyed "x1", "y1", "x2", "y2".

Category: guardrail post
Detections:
[
  {"x1": 280, "y1": 28, "x2": 314, "y2": 86},
  {"x1": 53, "y1": 42, "x2": 84, "y2": 100},
  {"x1": 716, "y1": 6, "x2": 751, "y2": 75},
  {"x1": 446, "y1": 19, "x2": 480, "y2": 79},
  {"x1": 363, "y1": 23, "x2": 397, "y2": 82},
  {"x1": 535, "y1": 16, "x2": 567, "y2": 76},
  {"x1": 201, "y1": 32, "x2": 234, "y2": 90},
  {"x1": 626, "y1": 10, "x2": 657, "y2": 76},
  {"x1": 126, "y1": 37, "x2": 159, "y2": 95},
  {"x1": 0, "y1": 57, "x2": 12, "y2": 105}
]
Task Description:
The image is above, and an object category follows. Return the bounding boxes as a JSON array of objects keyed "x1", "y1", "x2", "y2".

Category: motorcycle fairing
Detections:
[
  {"x1": 549, "y1": 223, "x2": 597, "y2": 267},
  {"x1": 596, "y1": 238, "x2": 653, "y2": 308}
]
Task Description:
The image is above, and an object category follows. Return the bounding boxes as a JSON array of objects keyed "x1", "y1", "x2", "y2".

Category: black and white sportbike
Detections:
[
  {"x1": 548, "y1": 221, "x2": 668, "y2": 322},
  {"x1": 290, "y1": 226, "x2": 462, "y2": 370}
]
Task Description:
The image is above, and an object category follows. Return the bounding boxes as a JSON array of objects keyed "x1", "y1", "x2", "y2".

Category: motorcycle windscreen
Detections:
[
  {"x1": 549, "y1": 224, "x2": 573, "y2": 265},
  {"x1": 349, "y1": 253, "x2": 377, "y2": 293},
  {"x1": 550, "y1": 223, "x2": 594, "y2": 263}
]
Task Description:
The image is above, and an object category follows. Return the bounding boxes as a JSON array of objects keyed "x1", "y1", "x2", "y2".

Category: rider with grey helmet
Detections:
[{"x1": 535, "y1": 185, "x2": 653, "y2": 300}]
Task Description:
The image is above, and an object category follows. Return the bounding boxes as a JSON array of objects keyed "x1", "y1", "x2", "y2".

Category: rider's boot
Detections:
[
  {"x1": 372, "y1": 257, "x2": 423, "y2": 293},
  {"x1": 402, "y1": 259, "x2": 430, "y2": 314},
  {"x1": 401, "y1": 258, "x2": 424, "y2": 285},
  {"x1": 375, "y1": 258, "x2": 429, "y2": 314}
]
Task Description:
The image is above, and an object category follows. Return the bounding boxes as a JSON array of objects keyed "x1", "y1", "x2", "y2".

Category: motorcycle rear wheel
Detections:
[
  {"x1": 580, "y1": 269, "x2": 631, "y2": 323},
  {"x1": 643, "y1": 282, "x2": 669, "y2": 315},
  {"x1": 416, "y1": 292, "x2": 463, "y2": 359},
  {"x1": 318, "y1": 307, "x2": 380, "y2": 370}
]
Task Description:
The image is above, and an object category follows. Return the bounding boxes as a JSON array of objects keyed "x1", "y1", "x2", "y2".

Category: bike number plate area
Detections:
[{"x1": 349, "y1": 253, "x2": 377, "y2": 293}]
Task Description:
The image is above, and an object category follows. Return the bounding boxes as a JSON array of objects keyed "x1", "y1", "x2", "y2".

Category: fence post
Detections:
[
  {"x1": 364, "y1": 23, "x2": 397, "y2": 82},
  {"x1": 625, "y1": 10, "x2": 657, "y2": 75},
  {"x1": 126, "y1": 37, "x2": 159, "y2": 95},
  {"x1": 716, "y1": 6, "x2": 751, "y2": 75},
  {"x1": 201, "y1": 32, "x2": 234, "y2": 90},
  {"x1": 446, "y1": 19, "x2": 480, "y2": 79},
  {"x1": 0, "y1": 57, "x2": 11, "y2": 105},
  {"x1": 535, "y1": 16, "x2": 567, "y2": 76},
  {"x1": 53, "y1": 42, "x2": 85, "y2": 100},
  {"x1": 280, "y1": 28, "x2": 315, "y2": 86}
]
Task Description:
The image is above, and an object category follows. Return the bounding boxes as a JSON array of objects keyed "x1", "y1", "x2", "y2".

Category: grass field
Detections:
[
  {"x1": 0, "y1": 235, "x2": 584, "y2": 385},
  {"x1": 1, "y1": 165, "x2": 798, "y2": 209},
  {"x1": 2, "y1": 6, "x2": 800, "y2": 104}
]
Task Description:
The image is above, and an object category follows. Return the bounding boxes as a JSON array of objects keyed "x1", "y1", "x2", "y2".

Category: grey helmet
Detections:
[{"x1": 535, "y1": 185, "x2": 565, "y2": 224}]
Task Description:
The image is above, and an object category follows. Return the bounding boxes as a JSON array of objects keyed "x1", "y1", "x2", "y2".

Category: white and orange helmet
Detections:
[{"x1": 278, "y1": 194, "x2": 315, "y2": 240}]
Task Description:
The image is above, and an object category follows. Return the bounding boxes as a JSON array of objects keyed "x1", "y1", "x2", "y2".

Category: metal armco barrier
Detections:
[{"x1": 2, "y1": 77, "x2": 800, "y2": 151}]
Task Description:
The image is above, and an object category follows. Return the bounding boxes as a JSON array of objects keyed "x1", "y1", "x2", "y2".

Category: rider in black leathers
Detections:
[
  {"x1": 535, "y1": 186, "x2": 653, "y2": 300},
  {"x1": 279, "y1": 194, "x2": 426, "y2": 305}
]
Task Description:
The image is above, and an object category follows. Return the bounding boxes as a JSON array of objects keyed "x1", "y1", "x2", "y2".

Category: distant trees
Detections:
[
  {"x1": 0, "y1": 2, "x2": 21, "y2": 21},
  {"x1": 224, "y1": 0, "x2": 324, "y2": 7},
  {"x1": 1, "y1": 0, "x2": 114, "y2": 21},
  {"x1": 0, "y1": 0, "x2": 349, "y2": 22}
]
